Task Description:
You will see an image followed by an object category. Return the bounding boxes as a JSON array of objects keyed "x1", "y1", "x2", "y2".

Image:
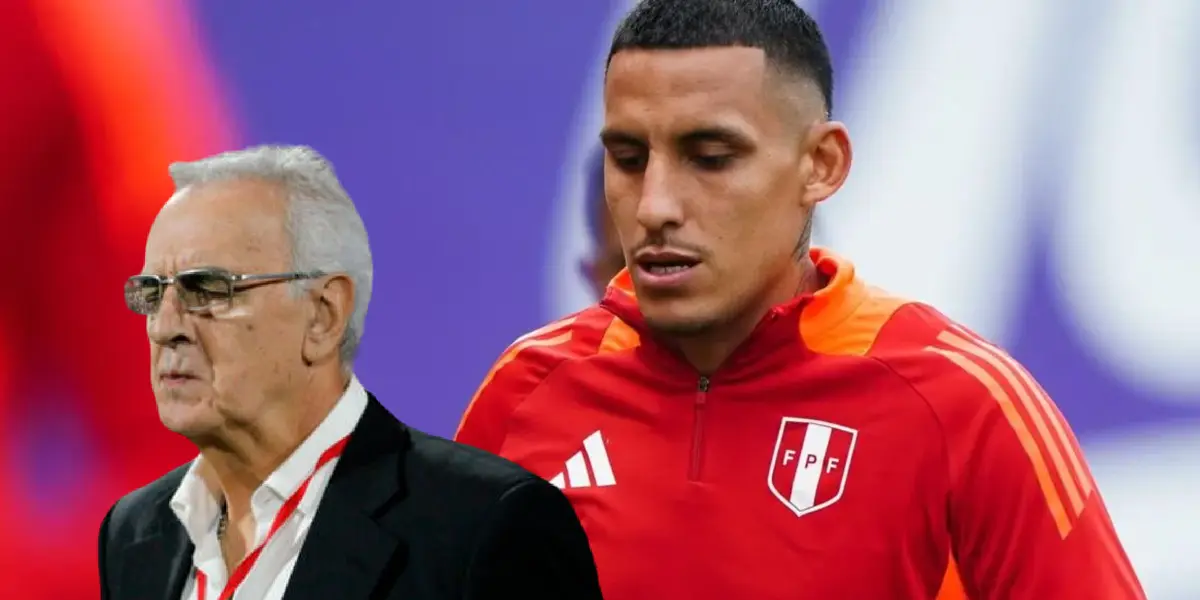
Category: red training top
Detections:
[{"x1": 455, "y1": 248, "x2": 1145, "y2": 600}]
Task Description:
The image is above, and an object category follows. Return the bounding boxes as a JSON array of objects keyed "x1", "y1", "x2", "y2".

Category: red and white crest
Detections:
[{"x1": 767, "y1": 417, "x2": 858, "y2": 518}]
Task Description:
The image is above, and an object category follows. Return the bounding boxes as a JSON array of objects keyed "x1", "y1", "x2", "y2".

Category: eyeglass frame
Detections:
[{"x1": 124, "y1": 267, "x2": 328, "y2": 316}]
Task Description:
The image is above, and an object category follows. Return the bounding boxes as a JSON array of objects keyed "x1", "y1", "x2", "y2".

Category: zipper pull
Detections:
[{"x1": 698, "y1": 376, "x2": 711, "y2": 393}]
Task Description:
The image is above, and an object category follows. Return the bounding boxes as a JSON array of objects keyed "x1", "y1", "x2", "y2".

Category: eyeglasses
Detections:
[{"x1": 124, "y1": 267, "x2": 326, "y2": 316}]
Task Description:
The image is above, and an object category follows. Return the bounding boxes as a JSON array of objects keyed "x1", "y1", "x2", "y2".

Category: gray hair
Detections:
[{"x1": 167, "y1": 144, "x2": 373, "y2": 367}]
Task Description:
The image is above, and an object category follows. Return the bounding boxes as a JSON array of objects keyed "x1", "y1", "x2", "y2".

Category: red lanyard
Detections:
[{"x1": 195, "y1": 435, "x2": 350, "y2": 600}]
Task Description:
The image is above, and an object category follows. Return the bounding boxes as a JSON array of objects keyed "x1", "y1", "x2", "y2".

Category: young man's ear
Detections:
[{"x1": 802, "y1": 121, "x2": 853, "y2": 206}]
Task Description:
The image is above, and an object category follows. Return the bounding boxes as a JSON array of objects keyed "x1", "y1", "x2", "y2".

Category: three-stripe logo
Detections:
[{"x1": 548, "y1": 430, "x2": 616, "y2": 489}]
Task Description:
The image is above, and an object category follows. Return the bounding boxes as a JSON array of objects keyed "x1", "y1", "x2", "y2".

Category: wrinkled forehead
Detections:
[
  {"x1": 603, "y1": 46, "x2": 777, "y2": 137},
  {"x1": 143, "y1": 178, "x2": 291, "y2": 276}
]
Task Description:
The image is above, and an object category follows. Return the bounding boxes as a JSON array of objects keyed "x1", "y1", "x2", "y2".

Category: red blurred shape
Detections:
[{"x1": 0, "y1": 0, "x2": 238, "y2": 596}]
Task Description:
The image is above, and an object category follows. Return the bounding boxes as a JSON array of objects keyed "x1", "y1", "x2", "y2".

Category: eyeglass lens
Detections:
[{"x1": 124, "y1": 271, "x2": 234, "y2": 315}]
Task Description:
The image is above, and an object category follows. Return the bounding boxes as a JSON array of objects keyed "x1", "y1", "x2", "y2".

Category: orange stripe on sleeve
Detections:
[
  {"x1": 454, "y1": 330, "x2": 573, "y2": 437},
  {"x1": 950, "y1": 325, "x2": 1094, "y2": 499},
  {"x1": 937, "y1": 330, "x2": 1088, "y2": 517},
  {"x1": 512, "y1": 316, "x2": 576, "y2": 345},
  {"x1": 924, "y1": 345, "x2": 1073, "y2": 538}
]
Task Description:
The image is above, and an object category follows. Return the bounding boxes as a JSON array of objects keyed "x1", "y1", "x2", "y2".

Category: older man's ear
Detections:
[{"x1": 302, "y1": 275, "x2": 355, "y2": 366}]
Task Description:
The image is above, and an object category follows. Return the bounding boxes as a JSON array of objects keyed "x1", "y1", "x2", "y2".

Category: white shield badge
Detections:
[{"x1": 767, "y1": 417, "x2": 859, "y2": 518}]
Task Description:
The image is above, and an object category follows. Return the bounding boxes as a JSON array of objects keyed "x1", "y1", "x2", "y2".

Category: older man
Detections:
[{"x1": 98, "y1": 145, "x2": 602, "y2": 600}]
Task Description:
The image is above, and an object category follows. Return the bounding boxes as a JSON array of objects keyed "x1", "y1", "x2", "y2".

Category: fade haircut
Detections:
[
  {"x1": 608, "y1": 0, "x2": 835, "y2": 115},
  {"x1": 168, "y1": 145, "x2": 373, "y2": 367}
]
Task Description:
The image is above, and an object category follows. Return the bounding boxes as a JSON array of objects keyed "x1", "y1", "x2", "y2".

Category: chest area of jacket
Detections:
[
  {"x1": 498, "y1": 357, "x2": 950, "y2": 557},
  {"x1": 504, "y1": 353, "x2": 942, "y2": 471}
]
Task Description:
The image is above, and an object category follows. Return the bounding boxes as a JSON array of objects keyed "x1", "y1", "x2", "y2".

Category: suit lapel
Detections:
[
  {"x1": 116, "y1": 504, "x2": 193, "y2": 600},
  {"x1": 284, "y1": 396, "x2": 408, "y2": 600}
]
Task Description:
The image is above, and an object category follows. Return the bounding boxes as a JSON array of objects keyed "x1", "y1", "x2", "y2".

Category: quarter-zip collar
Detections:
[{"x1": 599, "y1": 247, "x2": 869, "y2": 384}]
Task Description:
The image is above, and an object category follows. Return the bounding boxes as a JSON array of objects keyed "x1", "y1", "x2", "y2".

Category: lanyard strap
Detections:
[{"x1": 196, "y1": 435, "x2": 350, "y2": 600}]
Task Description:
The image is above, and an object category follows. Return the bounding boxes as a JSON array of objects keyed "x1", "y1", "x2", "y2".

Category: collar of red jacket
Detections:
[{"x1": 599, "y1": 247, "x2": 870, "y2": 379}]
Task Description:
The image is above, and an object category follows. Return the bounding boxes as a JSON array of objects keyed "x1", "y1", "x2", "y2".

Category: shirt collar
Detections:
[{"x1": 169, "y1": 375, "x2": 370, "y2": 545}]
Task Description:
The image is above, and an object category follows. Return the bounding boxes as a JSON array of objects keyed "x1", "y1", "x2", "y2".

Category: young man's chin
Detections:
[{"x1": 642, "y1": 303, "x2": 719, "y2": 339}]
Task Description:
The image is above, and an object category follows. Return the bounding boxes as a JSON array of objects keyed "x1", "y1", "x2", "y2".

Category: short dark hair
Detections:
[{"x1": 608, "y1": 0, "x2": 834, "y2": 114}]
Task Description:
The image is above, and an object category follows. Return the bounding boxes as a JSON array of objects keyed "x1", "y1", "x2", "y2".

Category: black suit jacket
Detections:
[{"x1": 98, "y1": 396, "x2": 603, "y2": 599}]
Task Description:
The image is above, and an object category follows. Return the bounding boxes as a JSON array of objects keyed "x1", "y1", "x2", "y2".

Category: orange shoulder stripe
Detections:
[
  {"x1": 950, "y1": 325, "x2": 1094, "y2": 499},
  {"x1": 454, "y1": 311, "x2": 613, "y2": 438},
  {"x1": 509, "y1": 315, "x2": 574, "y2": 345},
  {"x1": 925, "y1": 329, "x2": 1089, "y2": 539},
  {"x1": 939, "y1": 329, "x2": 1088, "y2": 516},
  {"x1": 456, "y1": 328, "x2": 573, "y2": 436}
]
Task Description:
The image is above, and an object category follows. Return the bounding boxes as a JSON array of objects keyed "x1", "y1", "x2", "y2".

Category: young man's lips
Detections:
[
  {"x1": 635, "y1": 261, "x2": 700, "y2": 289},
  {"x1": 634, "y1": 248, "x2": 701, "y2": 266}
]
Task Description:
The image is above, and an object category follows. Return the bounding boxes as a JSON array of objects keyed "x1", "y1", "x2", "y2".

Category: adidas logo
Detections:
[{"x1": 548, "y1": 430, "x2": 616, "y2": 489}]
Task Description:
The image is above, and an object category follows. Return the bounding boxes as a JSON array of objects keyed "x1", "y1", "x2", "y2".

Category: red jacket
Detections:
[{"x1": 455, "y1": 248, "x2": 1144, "y2": 599}]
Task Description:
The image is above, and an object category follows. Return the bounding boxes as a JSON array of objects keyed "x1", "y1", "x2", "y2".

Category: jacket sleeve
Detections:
[
  {"x1": 927, "y1": 343, "x2": 1146, "y2": 598},
  {"x1": 454, "y1": 324, "x2": 577, "y2": 454},
  {"x1": 453, "y1": 356, "x2": 528, "y2": 454},
  {"x1": 463, "y1": 478, "x2": 603, "y2": 600}
]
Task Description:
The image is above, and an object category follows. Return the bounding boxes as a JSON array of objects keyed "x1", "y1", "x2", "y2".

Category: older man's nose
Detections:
[{"x1": 147, "y1": 286, "x2": 193, "y2": 346}]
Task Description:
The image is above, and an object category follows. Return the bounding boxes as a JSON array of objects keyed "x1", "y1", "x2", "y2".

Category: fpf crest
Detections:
[{"x1": 767, "y1": 417, "x2": 858, "y2": 518}]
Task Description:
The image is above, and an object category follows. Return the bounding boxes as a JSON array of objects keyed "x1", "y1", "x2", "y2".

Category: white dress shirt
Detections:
[{"x1": 170, "y1": 376, "x2": 369, "y2": 600}]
